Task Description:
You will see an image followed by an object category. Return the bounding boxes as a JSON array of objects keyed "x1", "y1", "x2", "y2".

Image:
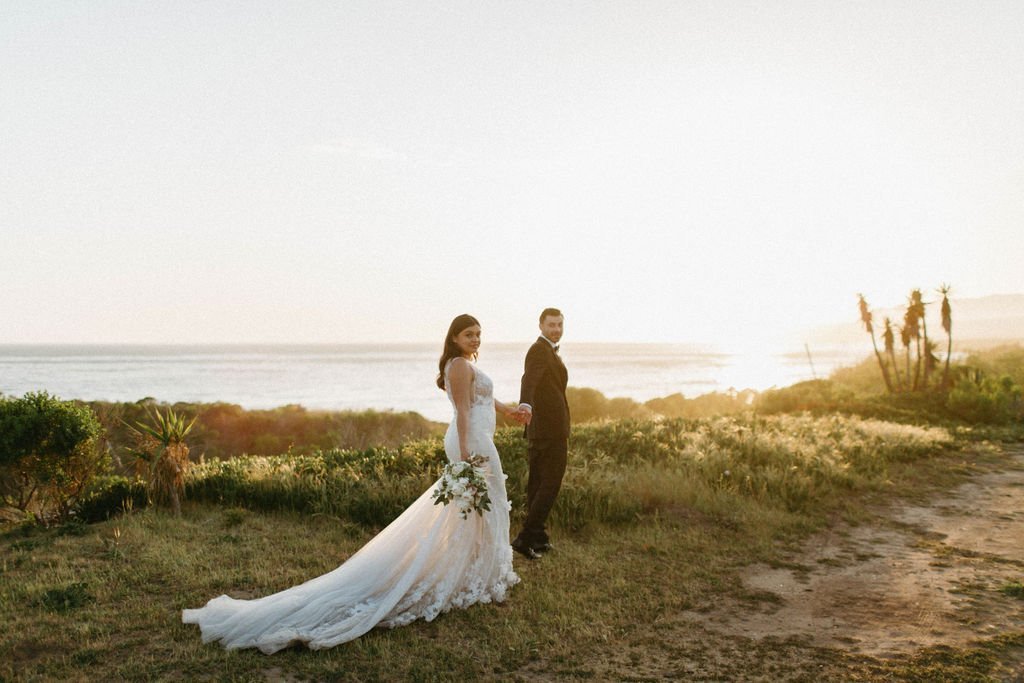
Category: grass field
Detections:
[{"x1": 2, "y1": 415, "x2": 1022, "y2": 681}]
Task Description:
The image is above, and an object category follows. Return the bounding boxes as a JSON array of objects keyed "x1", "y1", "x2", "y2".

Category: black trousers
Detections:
[{"x1": 515, "y1": 437, "x2": 568, "y2": 548}]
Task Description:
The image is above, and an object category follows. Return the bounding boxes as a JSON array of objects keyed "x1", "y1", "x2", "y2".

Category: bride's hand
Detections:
[{"x1": 515, "y1": 405, "x2": 533, "y2": 425}]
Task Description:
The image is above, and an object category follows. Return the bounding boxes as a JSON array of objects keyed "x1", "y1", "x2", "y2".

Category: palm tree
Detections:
[
  {"x1": 883, "y1": 317, "x2": 902, "y2": 391},
  {"x1": 858, "y1": 294, "x2": 893, "y2": 393},
  {"x1": 938, "y1": 284, "x2": 953, "y2": 388}
]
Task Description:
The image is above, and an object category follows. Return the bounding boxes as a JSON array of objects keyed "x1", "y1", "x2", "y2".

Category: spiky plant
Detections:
[
  {"x1": 900, "y1": 322, "x2": 913, "y2": 389},
  {"x1": 883, "y1": 317, "x2": 903, "y2": 391},
  {"x1": 924, "y1": 338, "x2": 941, "y2": 381},
  {"x1": 904, "y1": 295, "x2": 922, "y2": 390},
  {"x1": 938, "y1": 284, "x2": 953, "y2": 388},
  {"x1": 910, "y1": 289, "x2": 931, "y2": 387},
  {"x1": 858, "y1": 294, "x2": 893, "y2": 393},
  {"x1": 124, "y1": 408, "x2": 196, "y2": 515}
]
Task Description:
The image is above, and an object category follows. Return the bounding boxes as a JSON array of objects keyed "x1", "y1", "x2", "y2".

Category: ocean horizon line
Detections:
[{"x1": 0, "y1": 343, "x2": 868, "y2": 421}]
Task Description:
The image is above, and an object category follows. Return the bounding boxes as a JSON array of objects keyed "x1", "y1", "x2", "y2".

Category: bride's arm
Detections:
[
  {"x1": 447, "y1": 358, "x2": 474, "y2": 461},
  {"x1": 494, "y1": 399, "x2": 515, "y2": 417},
  {"x1": 495, "y1": 399, "x2": 529, "y2": 424}
]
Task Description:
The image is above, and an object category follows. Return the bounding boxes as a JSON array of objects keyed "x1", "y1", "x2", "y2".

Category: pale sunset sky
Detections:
[{"x1": 2, "y1": 2, "x2": 1022, "y2": 351}]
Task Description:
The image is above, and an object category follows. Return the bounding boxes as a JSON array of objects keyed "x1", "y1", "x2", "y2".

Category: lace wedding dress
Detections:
[{"x1": 182, "y1": 361, "x2": 519, "y2": 653}]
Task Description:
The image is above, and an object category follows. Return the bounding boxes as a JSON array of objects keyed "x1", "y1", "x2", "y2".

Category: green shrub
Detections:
[
  {"x1": 947, "y1": 372, "x2": 1023, "y2": 424},
  {"x1": 755, "y1": 380, "x2": 855, "y2": 415},
  {"x1": 566, "y1": 387, "x2": 651, "y2": 423},
  {"x1": 829, "y1": 355, "x2": 889, "y2": 395},
  {"x1": 184, "y1": 441, "x2": 450, "y2": 524},
  {"x1": 0, "y1": 392, "x2": 107, "y2": 521},
  {"x1": 180, "y1": 415, "x2": 954, "y2": 529},
  {"x1": 88, "y1": 399, "x2": 442, "y2": 466},
  {"x1": 965, "y1": 345, "x2": 1024, "y2": 387},
  {"x1": 644, "y1": 390, "x2": 756, "y2": 418},
  {"x1": 75, "y1": 476, "x2": 149, "y2": 523},
  {"x1": 757, "y1": 367, "x2": 1024, "y2": 427}
]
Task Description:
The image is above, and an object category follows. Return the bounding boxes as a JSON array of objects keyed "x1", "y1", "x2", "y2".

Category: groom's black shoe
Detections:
[
  {"x1": 512, "y1": 541, "x2": 541, "y2": 560},
  {"x1": 533, "y1": 542, "x2": 554, "y2": 553}
]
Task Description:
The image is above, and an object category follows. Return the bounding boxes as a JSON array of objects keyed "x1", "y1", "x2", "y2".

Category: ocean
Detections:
[{"x1": 0, "y1": 343, "x2": 866, "y2": 422}]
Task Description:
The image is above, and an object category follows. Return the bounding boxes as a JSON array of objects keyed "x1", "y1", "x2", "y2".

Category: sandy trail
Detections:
[{"x1": 686, "y1": 446, "x2": 1024, "y2": 659}]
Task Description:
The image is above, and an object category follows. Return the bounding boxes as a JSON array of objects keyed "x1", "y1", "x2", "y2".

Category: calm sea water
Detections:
[{"x1": 0, "y1": 343, "x2": 866, "y2": 422}]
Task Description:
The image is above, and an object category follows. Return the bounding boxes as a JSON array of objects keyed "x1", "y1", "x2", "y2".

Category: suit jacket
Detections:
[{"x1": 519, "y1": 337, "x2": 570, "y2": 441}]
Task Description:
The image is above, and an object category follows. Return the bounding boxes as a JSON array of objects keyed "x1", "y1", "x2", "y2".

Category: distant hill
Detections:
[{"x1": 805, "y1": 294, "x2": 1024, "y2": 350}]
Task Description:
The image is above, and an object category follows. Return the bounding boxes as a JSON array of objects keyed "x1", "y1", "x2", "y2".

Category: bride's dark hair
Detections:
[{"x1": 437, "y1": 314, "x2": 480, "y2": 390}]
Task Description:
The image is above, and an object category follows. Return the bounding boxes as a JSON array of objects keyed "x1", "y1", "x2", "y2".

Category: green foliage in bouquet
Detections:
[{"x1": 431, "y1": 455, "x2": 492, "y2": 518}]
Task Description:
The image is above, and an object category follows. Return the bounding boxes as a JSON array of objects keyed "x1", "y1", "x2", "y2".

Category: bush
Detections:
[
  {"x1": 644, "y1": 390, "x2": 756, "y2": 418},
  {"x1": 75, "y1": 475, "x2": 149, "y2": 523},
  {"x1": 184, "y1": 441, "x2": 451, "y2": 524},
  {"x1": 180, "y1": 415, "x2": 954, "y2": 529},
  {"x1": 86, "y1": 399, "x2": 442, "y2": 469},
  {"x1": 947, "y1": 372, "x2": 1023, "y2": 424},
  {"x1": 755, "y1": 380, "x2": 855, "y2": 415},
  {"x1": 566, "y1": 387, "x2": 651, "y2": 423},
  {"x1": 965, "y1": 345, "x2": 1024, "y2": 387},
  {"x1": 0, "y1": 392, "x2": 107, "y2": 521}
]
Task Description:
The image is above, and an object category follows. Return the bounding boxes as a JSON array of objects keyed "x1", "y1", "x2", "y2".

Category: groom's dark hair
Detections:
[{"x1": 539, "y1": 308, "x2": 562, "y2": 323}]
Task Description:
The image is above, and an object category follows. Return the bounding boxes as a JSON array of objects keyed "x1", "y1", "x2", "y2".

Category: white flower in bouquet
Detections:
[{"x1": 432, "y1": 454, "x2": 492, "y2": 519}]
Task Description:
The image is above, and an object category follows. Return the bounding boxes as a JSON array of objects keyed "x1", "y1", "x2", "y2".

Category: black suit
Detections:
[{"x1": 514, "y1": 336, "x2": 570, "y2": 549}]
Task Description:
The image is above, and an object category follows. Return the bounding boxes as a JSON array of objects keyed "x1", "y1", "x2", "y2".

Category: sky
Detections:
[{"x1": 2, "y1": 1, "x2": 1022, "y2": 350}]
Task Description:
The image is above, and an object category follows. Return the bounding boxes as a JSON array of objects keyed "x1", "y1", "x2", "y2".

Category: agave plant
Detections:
[
  {"x1": 124, "y1": 408, "x2": 197, "y2": 515},
  {"x1": 858, "y1": 294, "x2": 893, "y2": 393},
  {"x1": 938, "y1": 284, "x2": 953, "y2": 388},
  {"x1": 910, "y1": 289, "x2": 931, "y2": 387},
  {"x1": 883, "y1": 317, "x2": 903, "y2": 391},
  {"x1": 900, "y1": 321, "x2": 913, "y2": 389},
  {"x1": 904, "y1": 297, "x2": 922, "y2": 390}
]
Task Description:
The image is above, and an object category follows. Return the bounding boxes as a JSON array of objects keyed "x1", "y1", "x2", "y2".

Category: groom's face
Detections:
[{"x1": 539, "y1": 315, "x2": 564, "y2": 344}]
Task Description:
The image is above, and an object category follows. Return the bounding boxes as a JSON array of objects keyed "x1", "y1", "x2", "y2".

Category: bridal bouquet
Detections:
[{"x1": 432, "y1": 454, "x2": 492, "y2": 519}]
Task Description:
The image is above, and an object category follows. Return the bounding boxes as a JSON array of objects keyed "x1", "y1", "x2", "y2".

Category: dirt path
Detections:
[
  {"x1": 507, "y1": 447, "x2": 1024, "y2": 681},
  {"x1": 683, "y1": 445, "x2": 1024, "y2": 676}
]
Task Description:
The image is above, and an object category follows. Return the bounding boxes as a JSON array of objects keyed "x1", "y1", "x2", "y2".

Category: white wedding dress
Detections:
[{"x1": 182, "y1": 361, "x2": 519, "y2": 653}]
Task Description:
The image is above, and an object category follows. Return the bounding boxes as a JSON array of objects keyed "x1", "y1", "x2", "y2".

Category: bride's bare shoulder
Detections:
[{"x1": 447, "y1": 357, "x2": 474, "y2": 378}]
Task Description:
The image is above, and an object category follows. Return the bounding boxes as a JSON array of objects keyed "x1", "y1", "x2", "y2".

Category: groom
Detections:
[{"x1": 512, "y1": 308, "x2": 570, "y2": 560}]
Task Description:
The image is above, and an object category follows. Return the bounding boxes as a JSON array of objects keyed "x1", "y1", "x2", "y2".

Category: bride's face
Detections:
[{"x1": 452, "y1": 324, "x2": 481, "y2": 358}]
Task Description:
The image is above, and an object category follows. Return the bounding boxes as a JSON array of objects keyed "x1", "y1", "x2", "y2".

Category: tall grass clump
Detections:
[
  {"x1": 185, "y1": 442, "x2": 450, "y2": 526},
  {"x1": 551, "y1": 415, "x2": 953, "y2": 527},
  {"x1": 182, "y1": 415, "x2": 954, "y2": 534}
]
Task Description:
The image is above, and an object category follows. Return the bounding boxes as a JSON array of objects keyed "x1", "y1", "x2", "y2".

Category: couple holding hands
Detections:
[
  {"x1": 184, "y1": 308, "x2": 570, "y2": 653},
  {"x1": 446, "y1": 308, "x2": 568, "y2": 559}
]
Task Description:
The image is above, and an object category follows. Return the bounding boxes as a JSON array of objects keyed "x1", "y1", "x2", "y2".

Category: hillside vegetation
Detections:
[{"x1": 8, "y1": 412, "x2": 1023, "y2": 680}]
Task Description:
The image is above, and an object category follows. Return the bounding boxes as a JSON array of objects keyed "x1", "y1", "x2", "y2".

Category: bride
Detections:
[{"x1": 182, "y1": 314, "x2": 523, "y2": 653}]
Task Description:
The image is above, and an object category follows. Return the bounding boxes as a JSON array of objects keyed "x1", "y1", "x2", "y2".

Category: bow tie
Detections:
[{"x1": 553, "y1": 345, "x2": 560, "y2": 353}]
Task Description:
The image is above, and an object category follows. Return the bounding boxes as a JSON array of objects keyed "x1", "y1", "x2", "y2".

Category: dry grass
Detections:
[{"x1": 2, "y1": 416, "x2": 1021, "y2": 681}]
